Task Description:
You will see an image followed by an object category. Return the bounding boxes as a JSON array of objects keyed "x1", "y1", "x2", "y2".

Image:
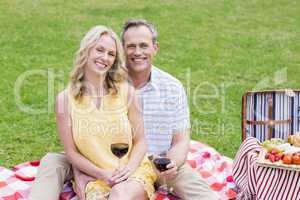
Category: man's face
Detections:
[{"x1": 123, "y1": 25, "x2": 158, "y2": 73}]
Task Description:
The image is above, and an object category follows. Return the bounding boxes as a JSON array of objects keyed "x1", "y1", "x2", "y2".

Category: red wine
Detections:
[
  {"x1": 111, "y1": 143, "x2": 129, "y2": 158},
  {"x1": 153, "y1": 158, "x2": 171, "y2": 172}
]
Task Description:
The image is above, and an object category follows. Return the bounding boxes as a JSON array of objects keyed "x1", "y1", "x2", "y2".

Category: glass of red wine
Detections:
[
  {"x1": 152, "y1": 152, "x2": 172, "y2": 193},
  {"x1": 111, "y1": 143, "x2": 129, "y2": 169}
]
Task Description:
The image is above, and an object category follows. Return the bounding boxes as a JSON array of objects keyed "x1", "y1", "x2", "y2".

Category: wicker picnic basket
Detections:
[{"x1": 241, "y1": 89, "x2": 300, "y2": 142}]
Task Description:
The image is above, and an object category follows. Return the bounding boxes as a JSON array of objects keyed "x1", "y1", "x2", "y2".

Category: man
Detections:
[{"x1": 29, "y1": 19, "x2": 217, "y2": 200}]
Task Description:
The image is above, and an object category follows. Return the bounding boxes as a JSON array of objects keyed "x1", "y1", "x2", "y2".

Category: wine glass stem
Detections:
[
  {"x1": 118, "y1": 158, "x2": 121, "y2": 169},
  {"x1": 162, "y1": 177, "x2": 168, "y2": 192}
]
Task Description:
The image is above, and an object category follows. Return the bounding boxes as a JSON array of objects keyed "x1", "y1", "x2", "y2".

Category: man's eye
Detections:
[
  {"x1": 109, "y1": 53, "x2": 115, "y2": 57},
  {"x1": 97, "y1": 48, "x2": 104, "y2": 52},
  {"x1": 141, "y1": 44, "x2": 148, "y2": 48}
]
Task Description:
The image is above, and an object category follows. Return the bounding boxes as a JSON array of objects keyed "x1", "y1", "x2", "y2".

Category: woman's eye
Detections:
[{"x1": 127, "y1": 45, "x2": 135, "y2": 49}]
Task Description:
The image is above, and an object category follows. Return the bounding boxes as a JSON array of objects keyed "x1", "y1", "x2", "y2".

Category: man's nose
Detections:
[{"x1": 134, "y1": 46, "x2": 142, "y2": 55}]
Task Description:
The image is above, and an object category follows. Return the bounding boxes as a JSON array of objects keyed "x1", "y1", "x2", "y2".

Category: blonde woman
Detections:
[{"x1": 55, "y1": 25, "x2": 157, "y2": 200}]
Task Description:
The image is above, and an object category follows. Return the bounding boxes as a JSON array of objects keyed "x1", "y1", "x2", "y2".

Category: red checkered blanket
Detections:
[{"x1": 0, "y1": 141, "x2": 237, "y2": 200}]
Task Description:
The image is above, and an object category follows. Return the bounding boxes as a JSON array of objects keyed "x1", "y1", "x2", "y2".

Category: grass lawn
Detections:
[{"x1": 0, "y1": 0, "x2": 299, "y2": 167}]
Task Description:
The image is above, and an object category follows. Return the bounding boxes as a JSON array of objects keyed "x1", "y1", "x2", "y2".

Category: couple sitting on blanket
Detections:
[{"x1": 28, "y1": 19, "x2": 218, "y2": 200}]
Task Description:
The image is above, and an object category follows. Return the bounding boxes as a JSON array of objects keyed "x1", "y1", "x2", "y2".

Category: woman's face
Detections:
[{"x1": 86, "y1": 33, "x2": 117, "y2": 76}]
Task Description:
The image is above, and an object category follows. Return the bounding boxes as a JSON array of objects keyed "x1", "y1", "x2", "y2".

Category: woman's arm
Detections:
[
  {"x1": 126, "y1": 85, "x2": 147, "y2": 169},
  {"x1": 55, "y1": 90, "x2": 114, "y2": 182},
  {"x1": 111, "y1": 85, "x2": 147, "y2": 183}
]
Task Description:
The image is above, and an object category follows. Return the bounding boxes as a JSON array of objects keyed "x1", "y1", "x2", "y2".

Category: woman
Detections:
[{"x1": 55, "y1": 25, "x2": 157, "y2": 200}]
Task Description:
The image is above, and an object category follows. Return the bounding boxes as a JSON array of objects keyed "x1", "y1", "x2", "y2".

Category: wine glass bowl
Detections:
[
  {"x1": 111, "y1": 143, "x2": 129, "y2": 159},
  {"x1": 153, "y1": 157, "x2": 171, "y2": 172}
]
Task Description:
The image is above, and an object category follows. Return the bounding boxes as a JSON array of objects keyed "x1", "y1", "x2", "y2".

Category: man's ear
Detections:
[{"x1": 154, "y1": 42, "x2": 159, "y2": 55}]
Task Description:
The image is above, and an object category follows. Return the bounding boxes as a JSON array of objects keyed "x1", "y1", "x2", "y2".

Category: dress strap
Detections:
[{"x1": 119, "y1": 82, "x2": 129, "y2": 110}]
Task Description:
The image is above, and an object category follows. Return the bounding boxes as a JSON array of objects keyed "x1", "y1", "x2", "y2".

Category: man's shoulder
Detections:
[{"x1": 152, "y1": 66, "x2": 184, "y2": 88}]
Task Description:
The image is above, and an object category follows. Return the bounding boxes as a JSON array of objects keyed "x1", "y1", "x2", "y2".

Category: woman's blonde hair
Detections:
[{"x1": 70, "y1": 25, "x2": 127, "y2": 100}]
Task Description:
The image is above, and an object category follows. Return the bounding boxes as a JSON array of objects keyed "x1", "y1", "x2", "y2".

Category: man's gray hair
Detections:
[{"x1": 121, "y1": 19, "x2": 158, "y2": 44}]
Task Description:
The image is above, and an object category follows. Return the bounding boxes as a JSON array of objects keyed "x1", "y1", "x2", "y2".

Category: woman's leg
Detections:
[
  {"x1": 86, "y1": 191, "x2": 107, "y2": 200},
  {"x1": 109, "y1": 180, "x2": 147, "y2": 200},
  {"x1": 85, "y1": 180, "x2": 110, "y2": 200}
]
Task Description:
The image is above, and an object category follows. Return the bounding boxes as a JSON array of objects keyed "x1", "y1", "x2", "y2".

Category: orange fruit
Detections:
[
  {"x1": 282, "y1": 154, "x2": 293, "y2": 164},
  {"x1": 292, "y1": 154, "x2": 300, "y2": 165}
]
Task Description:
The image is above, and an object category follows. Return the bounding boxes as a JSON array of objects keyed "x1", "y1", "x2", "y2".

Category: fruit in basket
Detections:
[
  {"x1": 265, "y1": 153, "x2": 270, "y2": 159},
  {"x1": 292, "y1": 153, "x2": 300, "y2": 165},
  {"x1": 265, "y1": 149, "x2": 283, "y2": 163},
  {"x1": 275, "y1": 153, "x2": 283, "y2": 161},
  {"x1": 263, "y1": 138, "x2": 284, "y2": 146},
  {"x1": 262, "y1": 138, "x2": 285, "y2": 152},
  {"x1": 267, "y1": 154, "x2": 276, "y2": 162},
  {"x1": 282, "y1": 154, "x2": 293, "y2": 164}
]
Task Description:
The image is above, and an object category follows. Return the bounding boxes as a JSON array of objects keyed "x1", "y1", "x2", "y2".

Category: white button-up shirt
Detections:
[{"x1": 136, "y1": 66, "x2": 190, "y2": 154}]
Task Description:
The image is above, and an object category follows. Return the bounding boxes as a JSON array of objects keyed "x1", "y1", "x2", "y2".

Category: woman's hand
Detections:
[
  {"x1": 100, "y1": 169, "x2": 118, "y2": 186},
  {"x1": 109, "y1": 165, "x2": 135, "y2": 184}
]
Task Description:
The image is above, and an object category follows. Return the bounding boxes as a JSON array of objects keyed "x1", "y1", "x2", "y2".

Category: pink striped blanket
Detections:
[
  {"x1": 233, "y1": 137, "x2": 300, "y2": 200},
  {"x1": 0, "y1": 140, "x2": 237, "y2": 200}
]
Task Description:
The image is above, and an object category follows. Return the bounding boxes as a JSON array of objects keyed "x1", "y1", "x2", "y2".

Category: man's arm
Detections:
[
  {"x1": 161, "y1": 82, "x2": 191, "y2": 180},
  {"x1": 168, "y1": 82, "x2": 191, "y2": 167},
  {"x1": 168, "y1": 128, "x2": 191, "y2": 167}
]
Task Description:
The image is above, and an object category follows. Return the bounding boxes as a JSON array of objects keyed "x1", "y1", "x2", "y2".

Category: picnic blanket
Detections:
[{"x1": 0, "y1": 140, "x2": 237, "y2": 200}]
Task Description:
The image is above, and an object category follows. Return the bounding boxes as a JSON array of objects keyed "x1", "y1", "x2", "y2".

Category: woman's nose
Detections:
[{"x1": 101, "y1": 52, "x2": 109, "y2": 61}]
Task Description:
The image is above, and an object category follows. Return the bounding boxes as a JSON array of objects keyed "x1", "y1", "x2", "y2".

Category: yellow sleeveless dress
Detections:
[{"x1": 69, "y1": 82, "x2": 157, "y2": 199}]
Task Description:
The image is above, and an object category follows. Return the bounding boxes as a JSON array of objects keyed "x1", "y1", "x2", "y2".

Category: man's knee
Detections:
[
  {"x1": 40, "y1": 153, "x2": 70, "y2": 167},
  {"x1": 28, "y1": 153, "x2": 72, "y2": 200},
  {"x1": 170, "y1": 164, "x2": 218, "y2": 200},
  {"x1": 37, "y1": 153, "x2": 72, "y2": 179},
  {"x1": 40, "y1": 153, "x2": 70, "y2": 169}
]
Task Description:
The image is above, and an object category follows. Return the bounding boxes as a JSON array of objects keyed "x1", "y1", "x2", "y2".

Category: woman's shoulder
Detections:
[
  {"x1": 55, "y1": 89, "x2": 71, "y2": 114},
  {"x1": 115, "y1": 81, "x2": 135, "y2": 106},
  {"x1": 56, "y1": 89, "x2": 69, "y2": 103}
]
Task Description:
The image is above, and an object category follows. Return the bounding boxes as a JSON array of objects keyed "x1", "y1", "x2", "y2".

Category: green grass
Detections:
[{"x1": 1, "y1": 0, "x2": 300, "y2": 167}]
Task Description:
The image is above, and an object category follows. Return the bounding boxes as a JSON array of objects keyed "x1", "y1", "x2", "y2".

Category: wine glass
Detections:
[
  {"x1": 152, "y1": 152, "x2": 172, "y2": 193},
  {"x1": 111, "y1": 142, "x2": 129, "y2": 169}
]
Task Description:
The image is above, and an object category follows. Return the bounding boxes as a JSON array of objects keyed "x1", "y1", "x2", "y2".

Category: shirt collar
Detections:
[{"x1": 138, "y1": 66, "x2": 160, "y2": 92}]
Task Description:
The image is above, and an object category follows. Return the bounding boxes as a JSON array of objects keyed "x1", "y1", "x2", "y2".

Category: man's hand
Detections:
[
  {"x1": 73, "y1": 168, "x2": 96, "y2": 200},
  {"x1": 159, "y1": 159, "x2": 178, "y2": 181},
  {"x1": 109, "y1": 165, "x2": 135, "y2": 184}
]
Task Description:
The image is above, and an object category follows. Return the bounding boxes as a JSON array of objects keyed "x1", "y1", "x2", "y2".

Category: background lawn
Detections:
[{"x1": 0, "y1": 0, "x2": 299, "y2": 167}]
